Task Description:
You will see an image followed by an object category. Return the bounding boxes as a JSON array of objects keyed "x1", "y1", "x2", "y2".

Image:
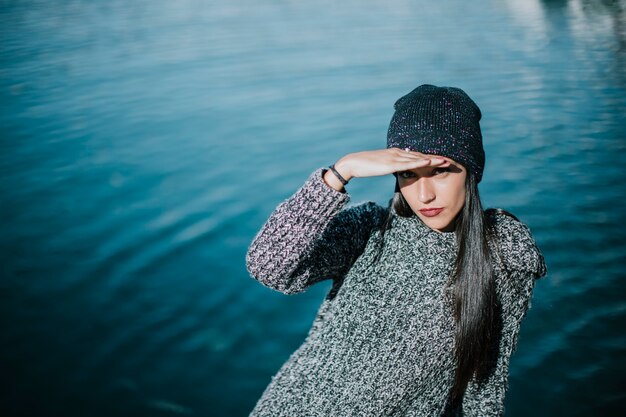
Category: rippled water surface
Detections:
[{"x1": 1, "y1": 0, "x2": 625, "y2": 415}]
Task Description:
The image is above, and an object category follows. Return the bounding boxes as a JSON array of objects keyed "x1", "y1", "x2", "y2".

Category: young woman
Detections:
[{"x1": 245, "y1": 84, "x2": 547, "y2": 416}]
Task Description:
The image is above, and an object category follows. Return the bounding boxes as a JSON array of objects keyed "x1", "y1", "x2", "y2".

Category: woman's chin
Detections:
[{"x1": 417, "y1": 215, "x2": 455, "y2": 233}]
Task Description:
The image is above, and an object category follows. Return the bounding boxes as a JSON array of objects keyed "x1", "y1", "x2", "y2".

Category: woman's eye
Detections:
[
  {"x1": 399, "y1": 168, "x2": 450, "y2": 179},
  {"x1": 433, "y1": 167, "x2": 451, "y2": 175}
]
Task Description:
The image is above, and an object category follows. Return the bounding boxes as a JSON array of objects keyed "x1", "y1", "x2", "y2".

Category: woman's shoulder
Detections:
[
  {"x1": 334, "y1": 200, "x2": 389, "y2": 229},
  {"x1": 485, "y1": 208, "x2": 547, "y2": 279}
]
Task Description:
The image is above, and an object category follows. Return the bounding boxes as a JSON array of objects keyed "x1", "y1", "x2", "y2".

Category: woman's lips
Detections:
[{"x1": 419, "y1": 208, "x2": 443, "y2": 217}]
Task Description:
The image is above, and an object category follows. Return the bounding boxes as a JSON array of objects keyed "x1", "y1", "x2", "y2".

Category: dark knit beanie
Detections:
[{"x1": 387, "y1": 84, "x2": 485, "y2": 183}]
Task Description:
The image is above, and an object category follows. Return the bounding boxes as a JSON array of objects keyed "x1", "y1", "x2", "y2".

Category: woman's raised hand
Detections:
[
  {"x1": 338, "y1": 148, "x2": 447, "y2": 179},
  {"x1": 323, "y1": 148, "x2": 447, "y2": 191}
]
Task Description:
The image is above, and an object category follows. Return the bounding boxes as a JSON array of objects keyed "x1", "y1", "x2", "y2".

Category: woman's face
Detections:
[{"x1": 397, "y1": 155, "x2": 467, "y2": 233}]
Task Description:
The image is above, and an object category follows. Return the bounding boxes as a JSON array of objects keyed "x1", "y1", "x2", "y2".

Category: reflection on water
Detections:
[{"x1": 1, "y1": 0, "x2": 625, "y2": 415}]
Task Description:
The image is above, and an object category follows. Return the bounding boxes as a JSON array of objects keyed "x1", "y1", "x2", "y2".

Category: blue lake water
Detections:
[{"x1": 1, "y1": 0, "x2": 625, "y2": 415}]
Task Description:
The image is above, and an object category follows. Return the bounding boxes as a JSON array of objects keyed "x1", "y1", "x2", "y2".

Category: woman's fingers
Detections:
[
  {"x1": 392, "y1": 150, "x2": 435, "y2": 161},
  {"x1": 391, "y1": 148, "x2": 445, "y2": 163},
  {"x1": 397, "y1": 157, "x2": 432, "y2": 165},
  {"x1": 391, "y1": 147, "x2": 428, "y2": 157},
  {"x1": 396, "y1": 156, "x2": 446, "y2": 165},
  {"x1": 398, "y1": 160, "x2": 434, "y2": 170},
  {"x1": 339, "y1": 148, "x2": 448, "y2": 179}
]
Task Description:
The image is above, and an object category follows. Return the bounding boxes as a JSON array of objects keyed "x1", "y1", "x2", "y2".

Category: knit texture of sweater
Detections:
[{"x1": 245, "y1": 167, "x2": 548, "y2": 417}]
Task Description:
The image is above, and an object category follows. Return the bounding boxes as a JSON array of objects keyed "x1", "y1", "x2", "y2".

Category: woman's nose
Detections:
[{"x1": 417, "y1": 178, "x2": 435, "y2": 203}]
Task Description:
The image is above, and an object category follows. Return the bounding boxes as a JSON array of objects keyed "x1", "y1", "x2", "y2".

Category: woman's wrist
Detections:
[
  {"x1": 323, "y1": 168, "x2": 346, "y2": 192},
  {"x1": 329, "y1": 164, "x2": 349, "y2": 185},
  {"x1": 323, "y1": 159, "x2": 352, "y2": 192},
  {"x1": 334, "y1": 158, "x2": 353, "y2": 181}
]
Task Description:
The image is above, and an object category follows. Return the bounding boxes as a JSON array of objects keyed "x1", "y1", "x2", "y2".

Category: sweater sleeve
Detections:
[
  {"x1": 245, "y1": 167, "x2": 387, "y2": 295},
  {"x1": 460, "y1": 213, "x2": 548, "y2": 416}
]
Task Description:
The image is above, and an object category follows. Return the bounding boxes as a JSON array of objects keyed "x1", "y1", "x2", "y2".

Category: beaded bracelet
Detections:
[{"x1": 328, "y1": 164, "x2": 349, "y2": 185}]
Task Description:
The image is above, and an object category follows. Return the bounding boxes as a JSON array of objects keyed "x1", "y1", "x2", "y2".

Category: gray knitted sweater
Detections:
[{"x1": 246, "y1": 167, "x2": 547, "y2": 417}]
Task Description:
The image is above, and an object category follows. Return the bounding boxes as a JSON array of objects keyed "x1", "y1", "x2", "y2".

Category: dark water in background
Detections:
[{"x1": 1, "y1": 0, "x2": 625, "y2": 415}]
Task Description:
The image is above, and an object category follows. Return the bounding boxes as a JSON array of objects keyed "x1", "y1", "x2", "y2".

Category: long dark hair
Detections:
[{"x1": 374, "y1": 170, "x2": 518, "y2": 410}]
